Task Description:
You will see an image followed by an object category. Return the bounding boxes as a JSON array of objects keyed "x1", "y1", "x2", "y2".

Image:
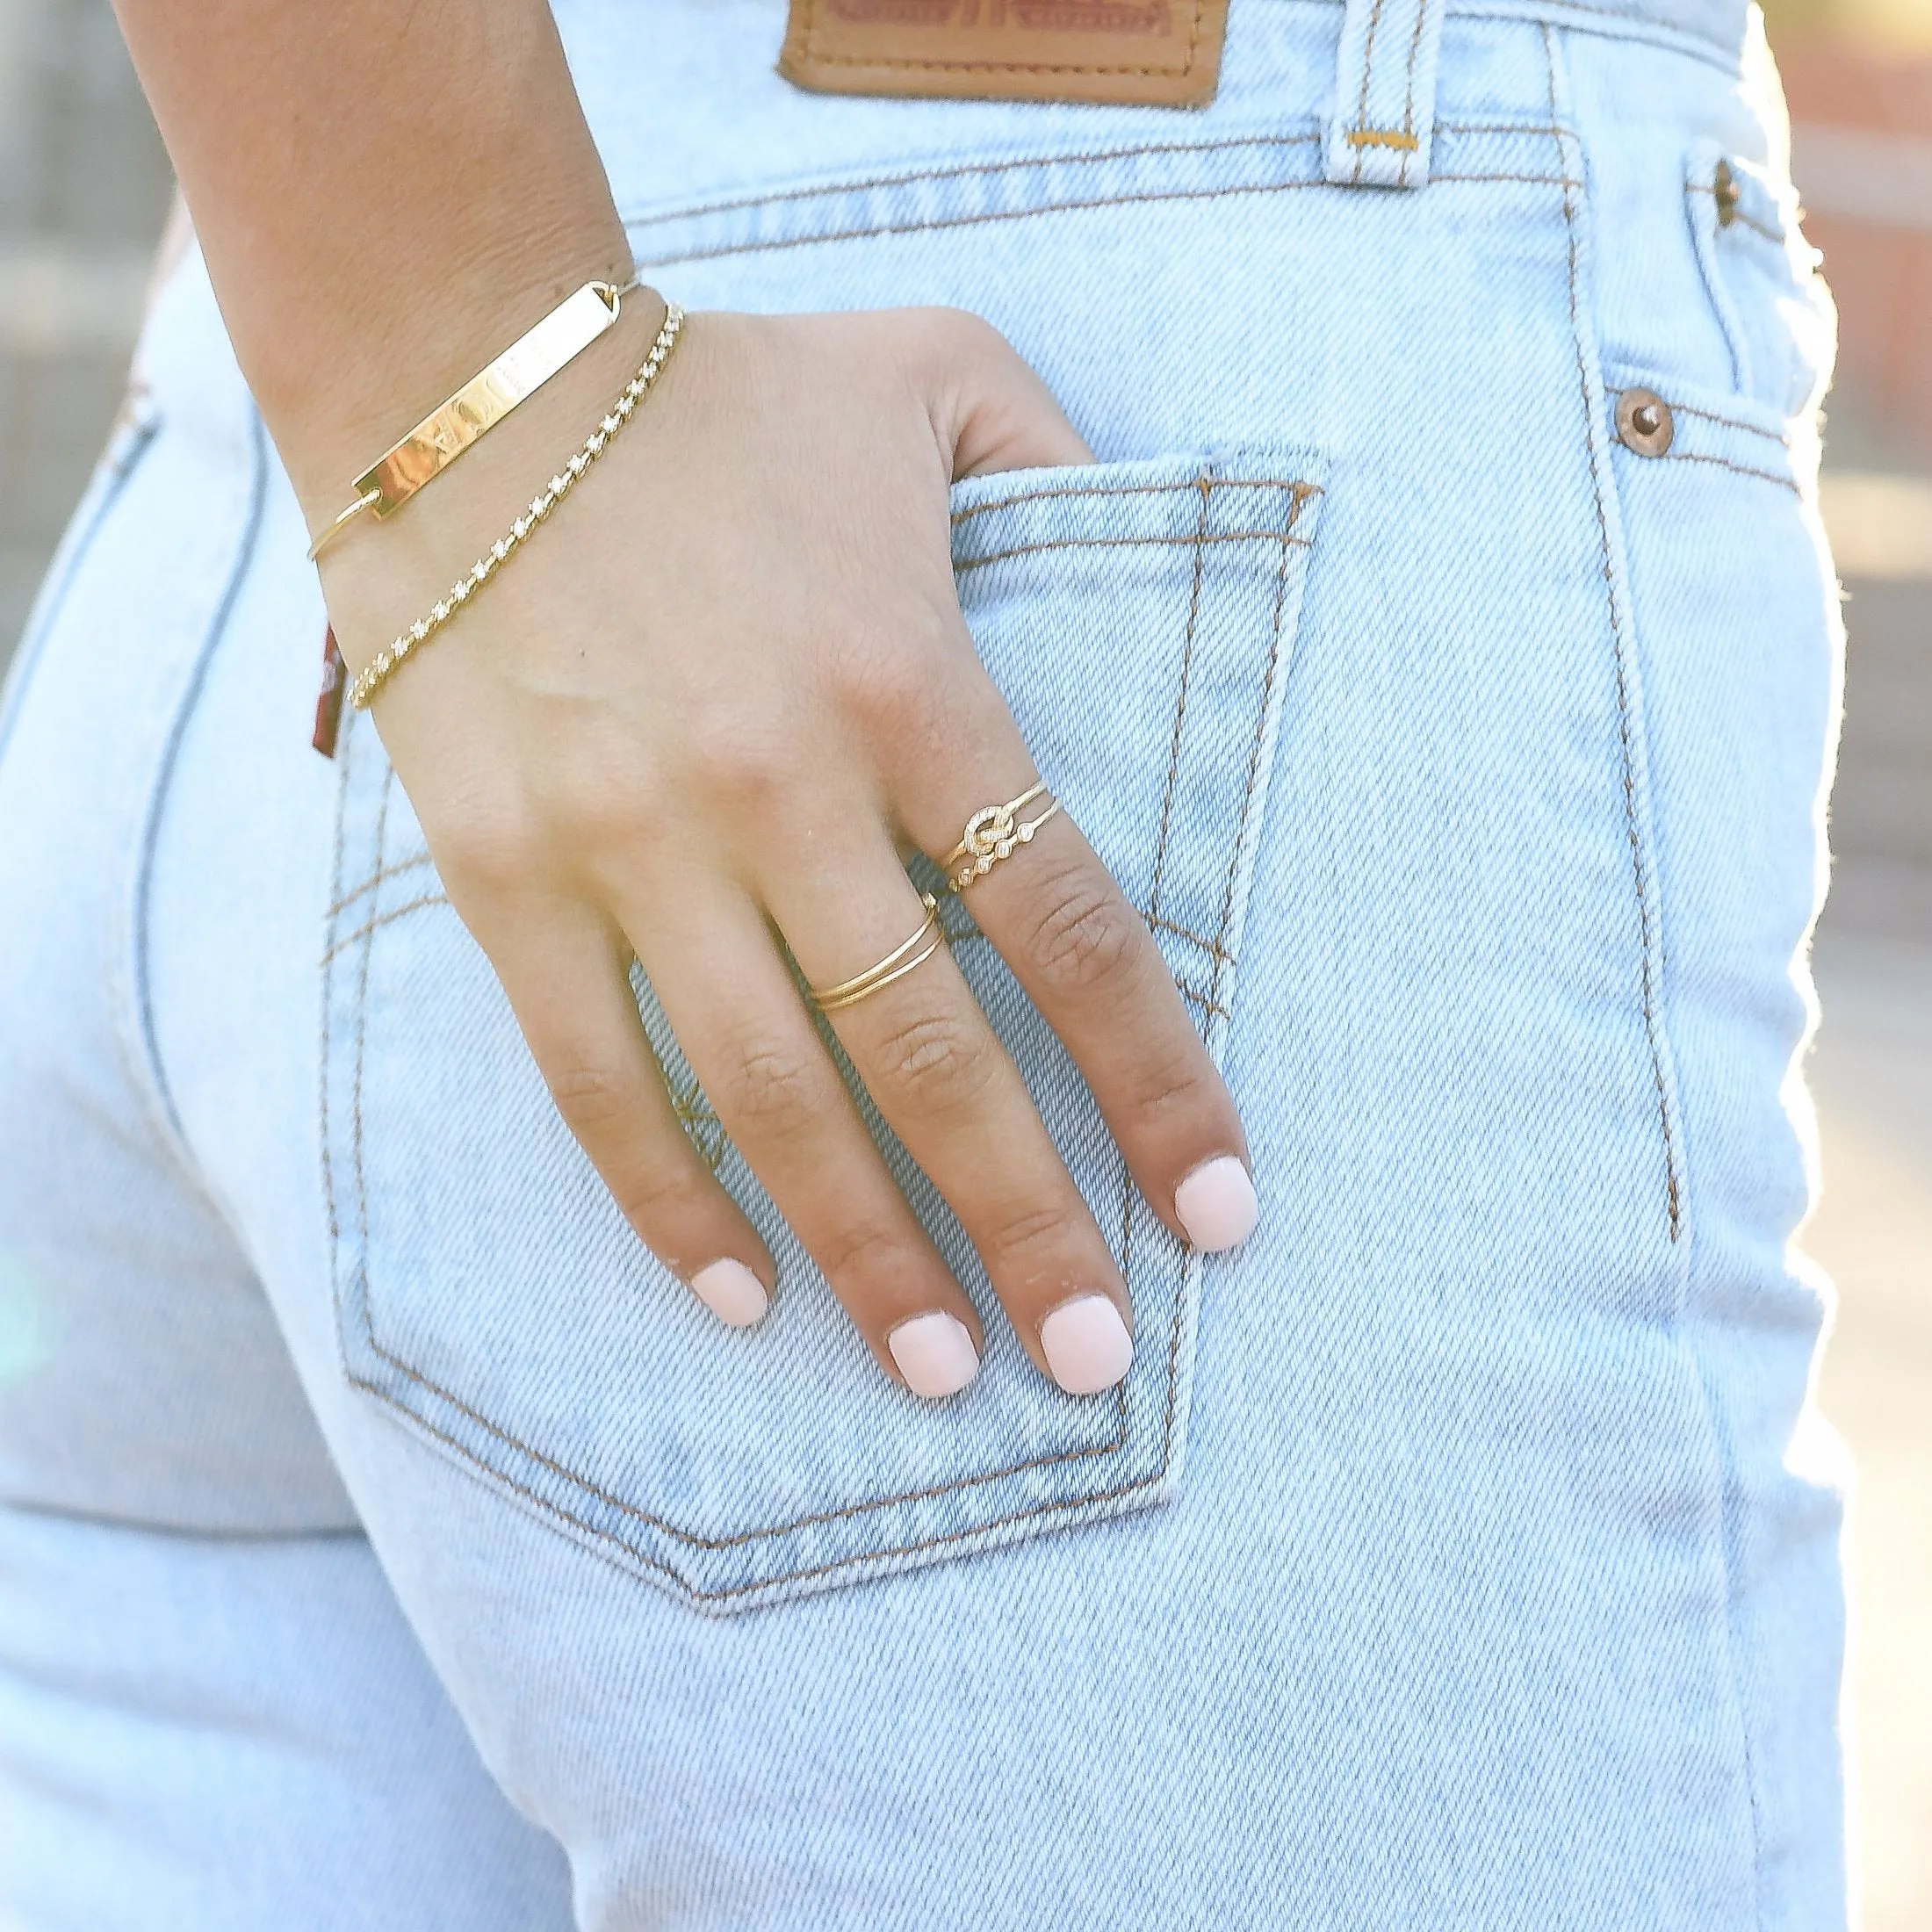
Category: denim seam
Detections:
[
  {"x1": 1547, "y1": 28, "x2": 1681, "y2": 1244},
  {"x1": 957, "y1": 530, "x2": 1312, "y2": 573},
  {"x1": 1400, "y1": 0, "x2": 1433, "y2": 186},
  {"x1": 1686, "y1": 179, "x2": 1783, "y2": 246},
  {"x1": 330, "y1": 470, "x2": 1311, "y2": 1590},
  {"x1": 1607, "y1": 390, "x2": 1789, "y2": 448},
  {"x1": 1651, "y1": 448, "x2": 1799, "y2": 494},
  {"x1": 795, "y1": 0, "x2": 1208, "y2": 77},
  {"x1": 630, "y1": 134, "x2": 1326, "y2": 231},
  {"x1": 629, "y1": 169, "x2": 1579, "y2": 269},
  {"x1": 1556, "y1": 28, "x2": 1768, "y2": 1914},
  {"x1": 1145, "y1": 479, "x2": 1215, "y2": 935},
  {"x1": 327, "y1": 849, "x2": 434, "y2": 920},
  {"x1": 1351, "y1": 0, "x2": 1391, "y2": 185},
  {"x1": 126, "y1": 407, "x2": 270, "y2": 1163},
  {"x1": 0, "y1": 414, "x2": 161, "y2": 775},
  {"x1": 1209, "y1": 487, "x2": 1311, "y2": 1009},
  {"x1": 953, "y1": 474, "x2": 1324, "y2": 530}
]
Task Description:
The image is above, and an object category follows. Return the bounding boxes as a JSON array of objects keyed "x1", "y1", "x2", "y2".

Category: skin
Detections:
[{"x1": 112, "y1": 0, "x2": 1255, "y2": 1394}]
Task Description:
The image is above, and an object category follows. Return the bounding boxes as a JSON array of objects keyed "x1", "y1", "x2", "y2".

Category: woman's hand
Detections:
[{"x1": 319, "y1": 301, "x2": 1258, "y2": 1400}]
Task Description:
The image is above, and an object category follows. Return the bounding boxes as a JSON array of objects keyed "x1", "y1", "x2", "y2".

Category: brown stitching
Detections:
[
  {"x1": 634, "y1": 177, "x2": 1327, "y2": 268},
  {"x1": 952, "y1": 474, "x2": 1323, "y2": 531},
  {"x1": 322, "y1": 890, "x2": 452, "y2": 963},
  {"x1": 1399, "y1": 0, "x2": 1434, "y2": 189},
  {"x1": 1209, "y1": 491, "x2": 1302, "y2": 1011},
  {"x1": 624, "y1": 124, "x2": 1561, "y2": 239},
  {"x1": 350, "y1": 762, "x2": 395, "y2": 1272},
  {"x1": 1547, "y1": 27, "x2": 1682, "y2": 1242},
  {"x1": 1351, "y1": 0, "x2": 1390, "y2": 184},
  {"x1": 631, "y1": 170, "x2": 1580, "y2": 270},
  {"x1": 353, "y1": 1313, "x2": 1126, "y2": 1554},
  {"x1": 1653, "y1": 448, "x2": 1799, "y2": 494},
  {"x1": 1144, "y1": 911, "x2": 1234, "y2": 962},
  {"x1": 957, "y1": 530, "x2": 1311, "y2": 573},
  {"x1": 356, "y1": 1366, "x2": 1175, "y2": 1606},
  {"x1": 1687, "y1": 181, "x2": 1782, "y2": 245},
  {"x1": 628, "y1": 133, "x2": 1326, "y2": 234},
  {"x1": 1145, "y1": 478, "x2": 1213, "y2": 934},
  {"x1": 1177, "y1": 981, "x2": 1231, "y2": 1020},
  {"x1": 1610, "y1": 393, "x2": 1788, "y2": 448},
  {"x1": 798, "y1": 0, "x2": 1207, "y2": 78},
  {"x1": 328, "y1": 850, "x2": 434, "y2": 919}
]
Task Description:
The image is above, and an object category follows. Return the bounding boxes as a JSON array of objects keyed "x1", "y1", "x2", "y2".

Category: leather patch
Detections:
[{"x1": 779, "y1": 0, "x2": 1229, "y2": 108}]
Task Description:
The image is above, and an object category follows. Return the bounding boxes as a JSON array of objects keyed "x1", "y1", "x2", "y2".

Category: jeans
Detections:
[{"x1": 0, "y1": 0, "x2": 1848, "y2": 1923}]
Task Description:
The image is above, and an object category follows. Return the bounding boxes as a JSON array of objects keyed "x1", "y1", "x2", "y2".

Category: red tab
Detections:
[{"x1": 313, "y1": 625, "x2": 346, "y2": 759}]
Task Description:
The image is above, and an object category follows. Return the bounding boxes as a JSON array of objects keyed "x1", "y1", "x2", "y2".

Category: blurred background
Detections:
[{"x1": 0, "y1": 0, "x2": 1925, "y2": 1921}]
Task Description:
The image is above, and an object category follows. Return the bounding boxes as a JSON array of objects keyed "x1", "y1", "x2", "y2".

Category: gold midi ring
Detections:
[
  {"x1": 810, "y1": 894, "x2": 947, "y2": 1012},
  {"x1": 946, "y1": 780, "x2": 1063, "y2": 892}
]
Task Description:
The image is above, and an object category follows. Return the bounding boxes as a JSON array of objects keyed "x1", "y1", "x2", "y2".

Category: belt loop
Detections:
[{"x1": 1323, "y1": 0, "x2": 1449, "y2": 190}]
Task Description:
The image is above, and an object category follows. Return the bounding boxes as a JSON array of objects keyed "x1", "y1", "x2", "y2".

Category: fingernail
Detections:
[
  {"x1": 689, "y1": 1258, "x2": 769, "y2": 1328},
  {"x1": 1040, "y1": 1294, "x2": 1134, "y2": 1395},
  {"x1": 1174, "y1": 1155, "x2": 1258, "y2": 1253},
  {"x1": 889, "y1": 1311, "x2": 980, "y2": 1400}
]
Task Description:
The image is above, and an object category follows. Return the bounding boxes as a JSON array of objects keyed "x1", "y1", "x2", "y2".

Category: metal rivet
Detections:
[
  {"x1": 1713, "y1": 157, "x2": 1739, "y2": 228},
  {"x1": 1615, "y1": 387, "x2": 1676, "y2": 458}
]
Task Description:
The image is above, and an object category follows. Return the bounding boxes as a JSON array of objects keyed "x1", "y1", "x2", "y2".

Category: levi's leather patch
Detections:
[{"x1": 779, "y1": 0, "x2": 1229, "y2": 108}]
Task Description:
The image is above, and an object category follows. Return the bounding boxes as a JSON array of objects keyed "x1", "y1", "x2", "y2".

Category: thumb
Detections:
[{"x1": 913, "y1": 308, "x2": 1095, "y2": 479}]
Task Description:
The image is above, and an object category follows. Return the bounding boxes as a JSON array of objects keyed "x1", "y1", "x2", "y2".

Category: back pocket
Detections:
[{"x1": 321, "y1": 444, "x2": 1327, "y2": 1613}]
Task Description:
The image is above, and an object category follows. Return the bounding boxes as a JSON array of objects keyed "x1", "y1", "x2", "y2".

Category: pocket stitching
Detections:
[{"x1": 328, "y1": 465, "x2": 1315, "y2": 1596}]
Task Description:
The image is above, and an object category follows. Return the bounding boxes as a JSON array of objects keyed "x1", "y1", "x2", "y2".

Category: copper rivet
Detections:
[
  {"x1": 1713, "y1": 157, "x2": 1739, "y2": 227},
  {"x1": 1615, "y1": 387, "x2": 1676, "y2": 458}
]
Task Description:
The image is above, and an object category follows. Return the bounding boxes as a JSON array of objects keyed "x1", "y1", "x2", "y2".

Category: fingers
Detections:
[
  {"x1": 900, "y1": 724, "x2": 1258, "y2": 1262},
  {"x1": 475, "y1": 897, "x2": 776, "y2": 1330},
  {"x1": 764, "y1": 847, "x2": 1135, "y2": 1396},
  {"x1": 620, "y1": 887, "x2": 988, "y2": 1402}
]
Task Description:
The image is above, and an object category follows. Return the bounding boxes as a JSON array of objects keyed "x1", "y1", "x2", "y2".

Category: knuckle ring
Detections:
[
  {"x1": 809, "y1": 893, "x2": 947, "y2": 1013},
  {"x1": 945, "y1": 779, "x2": 1063, "y2": 892}
]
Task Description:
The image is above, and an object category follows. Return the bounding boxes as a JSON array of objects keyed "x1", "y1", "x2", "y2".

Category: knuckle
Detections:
[
  {"x1": 1023, "y1": 867, "x2": 1145, "y2": 998},
  {"x1": 869, "y1": 1006, "x2": 998, "y2": 1118},
  {"x1": 1122, "y1": 1051, "x2": 1219, "y2": 1138},
  {"x1": 547, "y1": 1056, "x2": 645, "y2": 1133},
  {"x1": 816, "y1": 1219, "x2": 923, "y2": 1293},
  {"x1": 980, "y1": 1200, "x2": 1080, "y2": 1269},
  {"x1": 716, "y1": 1036, "x2": 830, "y2": 1142},
  {"x1": 608, "y1": 1159, "x2": 710, "y2": 1236}
]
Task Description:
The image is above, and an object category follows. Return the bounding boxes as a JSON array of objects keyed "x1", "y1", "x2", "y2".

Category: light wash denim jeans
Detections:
[{"x1": 0, "y1": 0, "x2": 1848, "y2": 1924}]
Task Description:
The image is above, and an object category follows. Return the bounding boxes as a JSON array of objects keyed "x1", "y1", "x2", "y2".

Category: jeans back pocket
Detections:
[{"x1": 321, "y1": 445, "x2": 1326, "y2": 1612}]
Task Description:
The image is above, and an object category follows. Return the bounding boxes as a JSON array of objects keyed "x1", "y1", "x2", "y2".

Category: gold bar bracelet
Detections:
[{"x1": 306, "y1": 278, "x2": 633, "y2": 560}]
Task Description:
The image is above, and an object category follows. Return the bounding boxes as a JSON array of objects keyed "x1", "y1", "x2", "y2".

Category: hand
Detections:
[{"x1": 319, "y1": 301, "x2": 1258, "y2": 1400}]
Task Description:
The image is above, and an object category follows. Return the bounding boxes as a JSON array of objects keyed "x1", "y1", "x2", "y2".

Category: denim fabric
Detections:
[{"x1": 0, "y1": 0, "x2": 1845, "y2": 1926}]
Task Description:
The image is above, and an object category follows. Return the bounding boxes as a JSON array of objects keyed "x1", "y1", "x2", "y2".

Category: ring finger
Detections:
[{"x1": 763, "y1": 841, "x2": 1135, "y2": 1397}]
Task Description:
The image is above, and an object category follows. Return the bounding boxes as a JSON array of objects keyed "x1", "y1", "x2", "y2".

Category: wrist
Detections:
[{"x1": 271, "y1": 216, "x2": 636, "y2": 521}]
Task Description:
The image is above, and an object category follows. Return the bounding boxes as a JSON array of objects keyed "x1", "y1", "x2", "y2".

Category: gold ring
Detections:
[
  {"x1": 809, "y1": 894, "x2": 947, "y2": 1012},
  {"x1": 946, "y1": 780, "x2": 1063, "y2": 892}
]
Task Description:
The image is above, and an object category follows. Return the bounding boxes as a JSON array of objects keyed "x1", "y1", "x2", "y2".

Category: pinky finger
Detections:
[{"x1": 487, "y1": 898, "x2": 775, "y2": 1328}]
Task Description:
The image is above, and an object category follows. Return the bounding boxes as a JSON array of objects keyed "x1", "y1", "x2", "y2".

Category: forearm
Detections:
[{"x1": 112, "y1": 0, "x2": 631, "y2": 511}]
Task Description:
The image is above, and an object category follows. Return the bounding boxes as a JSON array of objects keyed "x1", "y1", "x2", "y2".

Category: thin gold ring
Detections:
[
  {"x1": 946, "y1": 780, "x2": 1062, "y2": 892},
  {"x1": 810, "y1": 894, "x2": 946, "y2": 1012}
]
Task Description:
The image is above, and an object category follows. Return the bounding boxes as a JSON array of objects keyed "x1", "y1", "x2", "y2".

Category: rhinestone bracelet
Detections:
[{"x1": 345, "y1": 300, "x2": 684, "y2": 712}]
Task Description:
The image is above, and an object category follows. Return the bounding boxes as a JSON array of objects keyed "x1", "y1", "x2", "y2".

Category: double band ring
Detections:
[
  {"x1": 946, "y1": 779, "x2": 1063, "y2": 893},
  {"x1": 809, "y1": 893, "x2": 947, "y2": 1013}
]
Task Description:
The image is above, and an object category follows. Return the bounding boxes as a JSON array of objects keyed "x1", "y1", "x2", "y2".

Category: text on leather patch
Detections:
[{"x1": 779, "y1": 0, "x2": 1229, "y2": 108}]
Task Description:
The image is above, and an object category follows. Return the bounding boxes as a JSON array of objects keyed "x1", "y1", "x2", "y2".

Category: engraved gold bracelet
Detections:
[
  {"x1": 307, "y1": 274, "x2": 645, "y2": 561},
  {"x1": 344, "y1": 301, "x2": 683, "y2": 712}
]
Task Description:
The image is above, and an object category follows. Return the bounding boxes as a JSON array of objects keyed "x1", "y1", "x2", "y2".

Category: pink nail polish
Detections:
[
  {"x1": 889, "y1": 1311, "x2": 980, "y2": 1399},
  {"x1": 1174, "y1": 1156, "x2": 1258, "y2": 1253},
  {"x1": 689, "y1": 1258, "x2": 769, "y2": 1328},
  {"x1": 1040, "y1": 1294, "x2": 1134, "y2": 1395}
]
